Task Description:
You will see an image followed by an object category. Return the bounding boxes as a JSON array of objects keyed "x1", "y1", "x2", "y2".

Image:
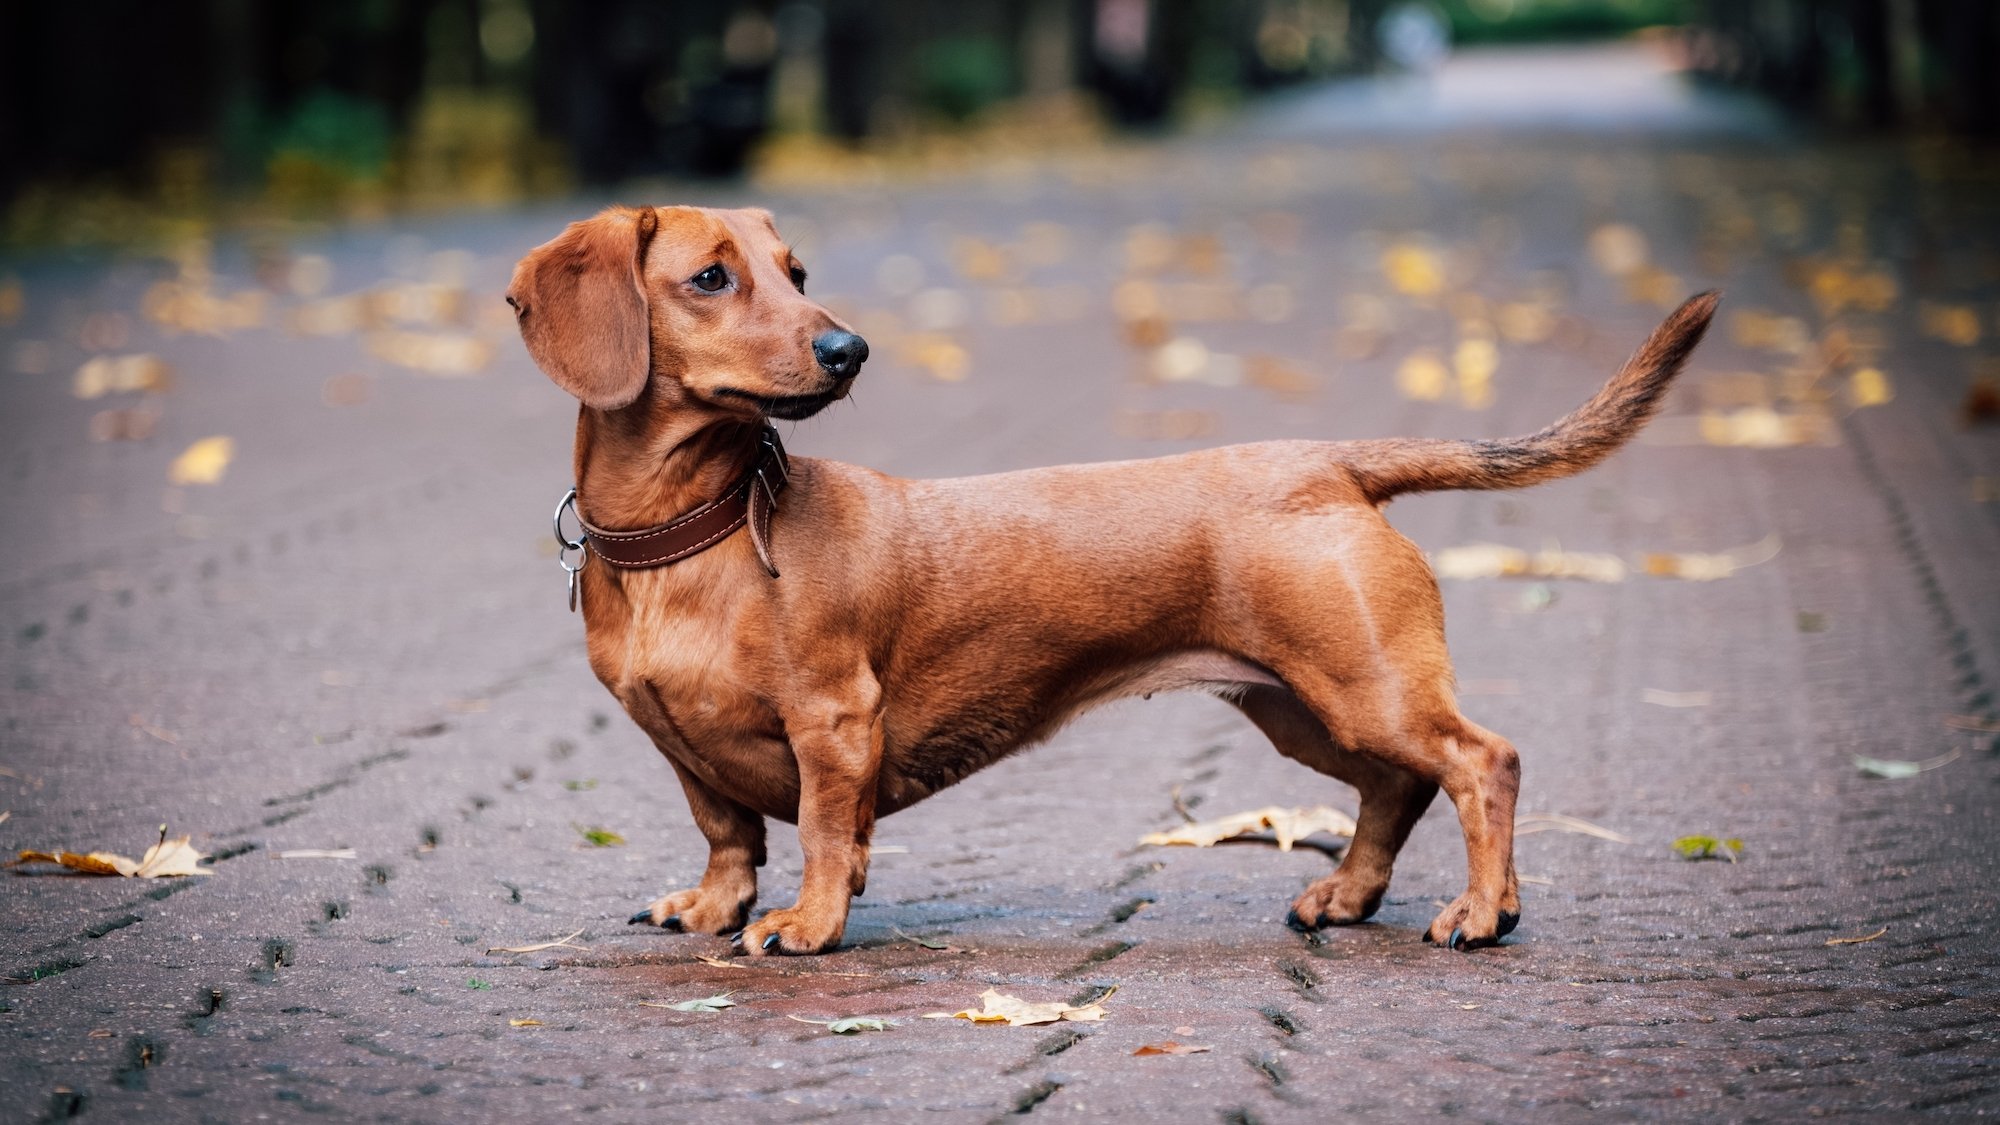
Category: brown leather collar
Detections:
[{"x1": 574, "y1": 426, "x2": 790, "y2": 578}]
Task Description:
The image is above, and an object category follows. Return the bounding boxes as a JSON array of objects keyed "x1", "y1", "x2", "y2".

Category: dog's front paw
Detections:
[
  {"x1": 1421, "y1": 893, "x2": 1519, "y2": 951},
  {"x1": 735, "y1": 906, "x2": 844, "y2": 956},
  {"x1": 627, "y1": 886, "x2": 752, "y2": 934}
]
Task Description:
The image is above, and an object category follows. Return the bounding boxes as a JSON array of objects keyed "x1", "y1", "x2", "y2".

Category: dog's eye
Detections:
[
  {"x1": 691, "y1": 265, "x2": 729, "y2": 293},
  {"x1": 788, "y1": 265, "x2": 807, "y2": 293}
]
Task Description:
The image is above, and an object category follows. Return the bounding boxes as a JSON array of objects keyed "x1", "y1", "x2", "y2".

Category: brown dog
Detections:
[{"x1": 507, "y1": 204, "x2": 1716, "y2": 955}]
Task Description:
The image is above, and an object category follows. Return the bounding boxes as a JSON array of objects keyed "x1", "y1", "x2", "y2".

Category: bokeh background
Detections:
[{"x1": 3, "y1": 0, "x2": 1997, "y2": 246}]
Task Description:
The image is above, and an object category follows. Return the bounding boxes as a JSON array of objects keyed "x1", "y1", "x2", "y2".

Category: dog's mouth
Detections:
[{"x1": 715, "y1": 382, "x2": 850, "y2": 421}]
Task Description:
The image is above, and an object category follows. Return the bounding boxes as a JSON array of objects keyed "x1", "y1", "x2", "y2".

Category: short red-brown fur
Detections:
[{"x1": 508, "y1": 205, "x2": 1718, "y2": 954}]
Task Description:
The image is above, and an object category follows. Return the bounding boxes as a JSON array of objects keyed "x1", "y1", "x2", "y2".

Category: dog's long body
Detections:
[{"x1": 509, "y1": 205, "x2": 1717, "y2": 955}]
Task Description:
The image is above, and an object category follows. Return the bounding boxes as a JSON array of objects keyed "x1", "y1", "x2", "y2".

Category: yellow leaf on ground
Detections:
[
  {"x1": 73, "y1": 354, "x2": 173, "y2": 399},
  {"x1": 509, "y1": 1018, "x2": 543, "y2": 1027},
  {"x1": 1920, "y1": 302, "x2": 1981, "y2": 347},
  {"x1": 924, "y1": 987, "x2": 1114, "y2": 1027},
  {"x1": 1396, "y1": 350, "x2": 1449, "y2": 401},
  {"x1": 1382, "y1": 243, "x2": 1446, "y2": 299},
  {"x1": 364, "y1": 330, "x2": 492, "y2": 376},
  {"x1": 1640, "y1": 534, "x2": 1781, "y2": 581},
  {"x1": 132, "y1": 834, "x2": 211, "y2": 877},
  {"x1": 1849, "y1": 367, "x2": 1893, "y2": 407},
  {"x1": 1699, "y1": 407, "x2": 1836, "y2": 448},
  {"x1": 14, "y1": 849, "x2": 132, "y2": 876},
  {"x1": 169, "y1": 437, "x2": 234, "y2": 485},
  {"x1": 1589, "y1": 223, "x2": 1649, "y2": 276},
  {"x1": 1433, "y1": 544, "x2": 1626, "y2": 583},
  {"x1": 11, "y1": 828, "x2": 210, "y2": 878},
  {"x1": 1134, "y1": 1041, "x2": 1211, "y2": 1056},
  {"x1": 1140, "y1": 806, "x2": 1356, "y2": 852}
]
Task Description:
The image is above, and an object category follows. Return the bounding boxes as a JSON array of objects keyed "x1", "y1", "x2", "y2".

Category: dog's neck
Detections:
[{"x1": 573, "y1": 404, "x2": 767, "y2": 532}]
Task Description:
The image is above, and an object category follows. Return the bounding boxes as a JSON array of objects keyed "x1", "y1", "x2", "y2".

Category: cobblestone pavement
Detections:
[{"x1": 4, "y1": 44, "x2": 2000, "y2": 1123}]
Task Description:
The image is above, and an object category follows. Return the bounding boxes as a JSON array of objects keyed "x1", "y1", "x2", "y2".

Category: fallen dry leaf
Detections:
[
  {"x1": 1514, "y1": 814, "x2": 1632, "y2": 844},
  {"x1": 168, "y1": 437, "x2": 234, "y2": 485},
  {"x1": 11, "y1": 826, "x2": 210, "y2": 878},
  {"x1": 1919, "y1": 302, "x2": 1981, "y2": 347},
  {"x1": 788, "y1": 1014, "x2": 893, "y2": 1034},
  {"x1": 1395, "y1": 349, "x2": 1450, "y2": 401},
  {"x1": 1698, "y1": 407, "x2": 1838, "y2": 448},
  {"x1": 1849, "y1": 367, "x2": 1893, "y2": 407},
  {"x1": 1382, "y1": 242, "x2": 1446, "y2": 298},
  {"x1": 73, "y1": 354, "x2": 173, "y2": 399},
  {"x1": 487, "y1": 928, "x2": 588, "y2": 955},
  {"x1": 642, "y1": 992, "x2": 736, "y2": 1013},
  {"x1": 1854, "y1": 749, "x2": 1959, "y2": 779},
  {"x1": 893, "y1": 927, "x2": 973, "y2": 954},
  {"x1": 1825, "y1": 927, "x2": 1888, "y2": 947},
  {"x1": 364, "y1": 330, "x2": 492, "y2": 376},
  {"x1": 141, "y1": 279, "x2": 266, "y2": 336},
  {"x1": 1433, "y1": 544, "x2": 1625, "y2": 583},
  {"x1": 1140, "y1": 806, "x2": 1355, "y2": 852},
  {"x1": 694, "y1": 954, "x2": 748, "y2": 971},
  {"x1": 1588, "y1": 223, "x2": 1649, "y2": 276},
  {"x1": 89, "y1": 405, "x2": 161, "y2": 442},
  {"x1": 1640, "y1": 534, "x2": 1781, "y2": 581},
  {"x1": 509, "y1": 1018, "x2": 543, "y2": 1027},
  {"x1": 1133, "y1": 1041, "x2": 1210, "y2": 1056},
  {"x1": 924, "y1": 987, "x2": 1113, "y2": 1027}
]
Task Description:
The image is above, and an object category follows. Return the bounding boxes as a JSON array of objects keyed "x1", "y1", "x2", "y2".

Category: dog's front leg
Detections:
[
  {"x1": 740, "y1": 684, "x2": 883, "y2": 956},
  {"x1": 631, "y1": 755, "x2": 765, "y2": 934}
]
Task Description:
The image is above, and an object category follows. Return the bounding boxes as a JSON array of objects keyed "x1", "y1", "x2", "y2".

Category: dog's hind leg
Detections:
[
  {"x1": 1278, "y1": 672, "x2": 1522, "y2": 949},
  {"x1": 1232, "y1": 684, "x2": 1438, "y2": 928},
  {"x1": 1415, "y1": 715, "x2": 1521, "y2": 950},
  {"x1": 629, "y1": 754, "x2": 765, "y2": 934}
]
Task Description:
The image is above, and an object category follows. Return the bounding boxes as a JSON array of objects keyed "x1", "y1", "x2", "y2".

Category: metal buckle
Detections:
[
  {"x1": 553, "y1": 487, "x2": 587, "y2": 612},
  {"x1": 761, "y1": 429, "x2": 789, "y2": 485}
]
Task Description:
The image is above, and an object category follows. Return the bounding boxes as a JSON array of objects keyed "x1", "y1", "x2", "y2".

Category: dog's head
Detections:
[{"x1": 506, "y1": 205, "x2": 866, "y2": 420}]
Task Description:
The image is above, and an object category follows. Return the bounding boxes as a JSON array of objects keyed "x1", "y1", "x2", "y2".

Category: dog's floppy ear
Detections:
[{"x1": 507, "y1": 208, "x2": 660, "y2": 410}]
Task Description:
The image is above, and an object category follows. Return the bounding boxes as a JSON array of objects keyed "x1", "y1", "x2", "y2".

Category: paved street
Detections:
[{"x1": 4, "y1": 43, "x2": 2000, "y2": 1121}]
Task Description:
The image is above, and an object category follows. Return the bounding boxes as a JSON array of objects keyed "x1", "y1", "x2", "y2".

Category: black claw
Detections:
[
  {"x1": 762, "y1": 933, "x2": 782, "y2": 952},
  {"x1": 1448, "y1": 927, "x2": 1466, "y2": 951},
  {"x1": 663, "y1": 915, "x2": 686, "y2": 932},
  {"x1": 628, "y1": 910, "x2": 654, "y2": 926},
  {"x1": 1421, "y1": 927, "x2": 1437, "y2": 945},
  {"x1": 1496, "y1": 910, "x2": 1520, "y2": 938},
  {"x1": 1285, "y1": 908, "x2": 1318, "y2": 933},
  {"x1": 727, "y1": 930, "x2": 745, "y2": 947}
]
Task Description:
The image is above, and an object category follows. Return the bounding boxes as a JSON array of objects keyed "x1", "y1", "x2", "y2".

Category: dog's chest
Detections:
[{"x1": 587, "y1": 591, "x2": 797, "y2": 807}]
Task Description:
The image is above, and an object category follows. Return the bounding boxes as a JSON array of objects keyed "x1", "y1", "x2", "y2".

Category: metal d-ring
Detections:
[
  {"x1": 553, "y1": 487, "x2": 587, "y2": 611},
  {"x1": 553, "y1": 487, "x2": 586, "y2": 552}
]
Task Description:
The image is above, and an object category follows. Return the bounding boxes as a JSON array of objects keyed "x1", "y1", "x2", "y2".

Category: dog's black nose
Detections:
[{"x1": 812, "y1": 330, "x2": 869, "y2": 379}]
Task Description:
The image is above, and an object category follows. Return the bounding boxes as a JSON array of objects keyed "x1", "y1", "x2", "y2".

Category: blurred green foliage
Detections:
[
  {"x1": 919, "y1": 37, "x2": 1015, "y2": 122},
  {"x1": 1440, "y1": 0, "x2": 1688, "y2": 44}
]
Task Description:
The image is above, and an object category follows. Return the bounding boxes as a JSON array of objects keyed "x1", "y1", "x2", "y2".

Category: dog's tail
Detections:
[{"x1": 1343, "y1": 291, "x2": 1719, "y2": 504}]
